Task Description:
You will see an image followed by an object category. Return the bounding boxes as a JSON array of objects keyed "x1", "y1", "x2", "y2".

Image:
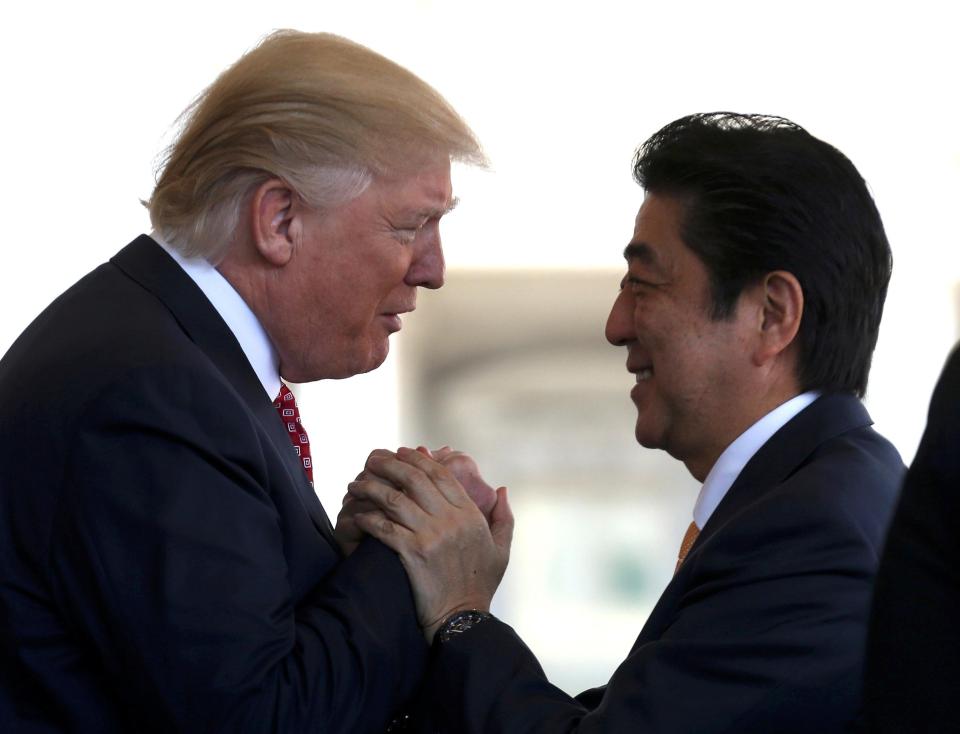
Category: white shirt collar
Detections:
[
  {"x1": 152, "y1": 233, "x2": 281, "y2": 400},
  {"x1": 692, "y1": 391, "x2": 821, "y2": 529}
]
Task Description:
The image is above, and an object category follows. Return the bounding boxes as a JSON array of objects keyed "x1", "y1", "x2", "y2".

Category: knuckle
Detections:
[
  {"x1": 366, "y1": 449, "x2": 391, "y2": 467},
  {"x1": 416, "y1": 534, "x2": 441, "y2": 559},
  {"x1": 377, "y1": 517, "x2": 395, "y2": 535},
  {"x1": 429, "y1": 462, "x2": 455, "y2": 484}
]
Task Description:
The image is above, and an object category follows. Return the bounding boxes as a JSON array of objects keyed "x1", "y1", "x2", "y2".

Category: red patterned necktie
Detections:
[{"x1": 273, "y1": 384, "x2": 313, "y2": 485}]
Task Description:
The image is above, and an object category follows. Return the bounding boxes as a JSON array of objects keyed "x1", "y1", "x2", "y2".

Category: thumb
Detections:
[{"x1": 490, "y1": 486, "x2": 514, "y2": 551}]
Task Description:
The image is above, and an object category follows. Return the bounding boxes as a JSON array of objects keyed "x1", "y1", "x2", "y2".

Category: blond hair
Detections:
[{"x1": 147, "y1": 30, "x2": 485, "y2": 261}]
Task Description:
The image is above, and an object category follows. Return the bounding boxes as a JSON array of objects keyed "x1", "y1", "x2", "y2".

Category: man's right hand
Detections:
[{"x1": 347, "y1": 448, "x2": 513, "y2": 643}]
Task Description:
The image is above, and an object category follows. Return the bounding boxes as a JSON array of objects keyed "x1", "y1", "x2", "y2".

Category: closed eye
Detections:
[
  {"x1": 620, "y1": 274, "x2": 658, "y2": 291},
  {"x1": 394, "y1": 228, "x2": 419, "y2": 244},
  {"x1": 393, "y1": 215, "x2": 440, "y2": 244}
]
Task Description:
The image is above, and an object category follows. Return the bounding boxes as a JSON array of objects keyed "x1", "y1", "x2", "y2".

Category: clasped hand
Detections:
[{"x1": 335, "y1": 447, "x2": 513, "y2": 642}]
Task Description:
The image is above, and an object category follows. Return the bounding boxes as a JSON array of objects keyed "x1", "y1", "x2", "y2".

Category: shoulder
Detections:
[
  {"x1": 750, "y1": 396, "x2": 903, "y2": 537},
  {"x1": 750, "y1": 431, "x2": 900, "y2": 546},
  {"x1": 788, "y1": 422, "x2": 903, "y2": 512},
  {"x1": 915, "y1": 345, "x2": 960, "y2": 475},
  {"x1": 2, "y1": 255, "x2": 202, "y2": 393},
  {"x1": 691, "y1": 420, "x2": 904, "y2": 584}
]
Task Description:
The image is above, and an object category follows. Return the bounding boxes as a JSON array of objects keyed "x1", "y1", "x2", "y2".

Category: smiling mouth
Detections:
[{"x1": 627, "y1": 360, "x2": 654, "y2": 382}]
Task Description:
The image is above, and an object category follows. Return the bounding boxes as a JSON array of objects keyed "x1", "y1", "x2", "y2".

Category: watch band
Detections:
[{"x1": 437, "y1": 609, "x2": 493, "y2": 644}]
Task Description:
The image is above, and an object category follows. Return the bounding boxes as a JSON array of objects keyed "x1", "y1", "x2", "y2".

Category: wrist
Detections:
[{"x1": 428, "y1": 608, "x2": 493, "y2": 646}]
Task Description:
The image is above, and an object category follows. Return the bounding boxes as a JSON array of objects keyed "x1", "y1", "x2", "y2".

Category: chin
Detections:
[
  {"x1": 284, "y1": 338, "x2": 391, "y2": 382},
  {"x1": 338, "y1": 340, "x2": 390, "y2": 379},
  {"x1": 634, "y1": 421, "x2": 664, "y2": 451},
  {"x1": 364, "y1": 340, "x2": 391, "y2": 372}
]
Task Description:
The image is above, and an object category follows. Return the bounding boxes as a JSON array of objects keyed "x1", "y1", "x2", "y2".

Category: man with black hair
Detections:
[{"x1": 347, "y1": 112, "x2": 905, "y2": 733}]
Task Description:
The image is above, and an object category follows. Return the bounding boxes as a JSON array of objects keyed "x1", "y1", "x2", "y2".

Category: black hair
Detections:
[{"x1": 633, "y1": 112, "x2": 892, "y2": 397}]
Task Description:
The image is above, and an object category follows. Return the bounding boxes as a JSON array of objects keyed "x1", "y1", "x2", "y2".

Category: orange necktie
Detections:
[{"x1": 675, "y1": 521, "x2": 700, "y2": 573}]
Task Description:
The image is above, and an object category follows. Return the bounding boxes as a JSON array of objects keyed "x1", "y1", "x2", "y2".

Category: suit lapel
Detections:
[
  {"x1": 110, "y1": 235, "x2": 337, "y2": 546},
  {"x1": 632, "y1": 393, "x2": 873, "y2": 647},
  {"x1": 696, "y1": 393, "x2": 872, "y2": 549}
]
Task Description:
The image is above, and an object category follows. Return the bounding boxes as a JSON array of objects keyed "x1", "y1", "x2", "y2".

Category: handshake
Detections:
[{"x1": 335, "y1": 447, "x2": 514, "y2": 642}]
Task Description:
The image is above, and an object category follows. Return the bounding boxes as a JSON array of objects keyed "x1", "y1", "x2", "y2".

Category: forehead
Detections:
[
  {"x1": 624, "y1": 193, "x2": 690, "y2": 274},
  {"x1": 375, "y1": 159, "x2": 455, "y2": 215}
]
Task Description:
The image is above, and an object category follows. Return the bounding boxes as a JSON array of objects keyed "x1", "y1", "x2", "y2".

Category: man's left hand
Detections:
[{"x1": 347, "y1": 447, "x2": 513, "y2": 642}]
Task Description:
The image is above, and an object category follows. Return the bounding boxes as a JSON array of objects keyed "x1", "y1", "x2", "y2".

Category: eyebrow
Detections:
[
  {"x1": 413, "y1": 195, "x2": 460, "y2": 220},
  {"x1": 623, "y1": 241, "x2": 661, "y2": 269}
]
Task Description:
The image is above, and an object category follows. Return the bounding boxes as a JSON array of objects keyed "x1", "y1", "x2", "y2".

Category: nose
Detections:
[
  {"x1": 405, "y1": 229, "x2": 445, "y2": 290},
  {"x1": 605, "y1": 286, "x2": 635, "y2": 346}
]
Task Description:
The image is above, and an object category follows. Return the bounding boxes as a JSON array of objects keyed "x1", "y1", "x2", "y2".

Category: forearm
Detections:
[
  {"x1": 248, "y1": 539, "x2": 428, "y2": 732},
  {"x1": 51, "y1": 375, "x2": 427, "y2": 732},
  {"x1": 53, "y1": 505, "x2": 425, "y2": 732},
  {"x1": 416, "y1": 618, "x2": 588, "y2": 734}
]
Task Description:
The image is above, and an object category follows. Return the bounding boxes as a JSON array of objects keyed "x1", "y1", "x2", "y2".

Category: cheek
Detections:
[
  {"x1": 630, "y1": 302, "x2": 649, "y2": 334},
  {"x1": 328, "y1": 252, "x2": 414, "y2": 337},
  {"x1": 633, "y1": 303, "x2": 672, "y2": 345},
  {"x1": 377, "y1": 259, "x2": 416, "y2": 298}
]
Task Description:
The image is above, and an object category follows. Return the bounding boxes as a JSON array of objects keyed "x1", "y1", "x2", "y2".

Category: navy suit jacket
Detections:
[
  {"x1": 414, "y1": 394, "x2": 904, "y2": 733},
  {"x1": 862, "y1": 345, "x2": 960, "y2": 732},
  {"x1": 0, "y1": 236, "x2": 426, "y2": 732}
]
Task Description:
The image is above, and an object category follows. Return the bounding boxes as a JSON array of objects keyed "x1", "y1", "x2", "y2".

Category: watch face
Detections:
[{"x1": 439, "y1": 610, "x2": 492, "y2": 643}]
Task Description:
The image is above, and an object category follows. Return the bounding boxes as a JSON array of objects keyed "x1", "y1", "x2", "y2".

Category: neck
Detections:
[{"x1": 685, "y1": 380, "x2": 803, "y2": 482}]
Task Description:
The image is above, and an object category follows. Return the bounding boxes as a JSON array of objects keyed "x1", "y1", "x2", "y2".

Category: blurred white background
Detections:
[{"x1": 3, "y1": 0, "x2": 958, "y2": 694}]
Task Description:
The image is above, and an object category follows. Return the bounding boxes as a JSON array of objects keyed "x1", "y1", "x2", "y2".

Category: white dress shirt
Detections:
[
  {"x1": 692, "y1": 391, "x2": 821, "y2": 530},
  {"x1": 152, "y1": 233, "x2": 281, "y2": 400}
]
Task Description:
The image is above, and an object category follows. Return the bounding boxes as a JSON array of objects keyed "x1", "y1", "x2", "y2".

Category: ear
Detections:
[
  {"x1": 752, "y1": 270, "x2": 803, "y2": 367},
  {"x1": 250, "y1": 178, "x2": 298, "y2": 266}
]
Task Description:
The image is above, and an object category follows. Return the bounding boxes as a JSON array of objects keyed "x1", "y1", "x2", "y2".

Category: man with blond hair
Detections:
[{"x1": 0, "y1": 30, "x2": 489, "y2": 732}]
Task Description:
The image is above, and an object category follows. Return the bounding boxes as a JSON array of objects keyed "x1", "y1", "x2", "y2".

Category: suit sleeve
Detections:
[
  {"x1": 416, "y1": 474, "x2": 888, "y2": 734},
  {"x1": 47, "y1": 365, "x2": 426, "y2": 733},
  {"x1": 862, "y1": 347, "x2": 960, "y2": 732}
]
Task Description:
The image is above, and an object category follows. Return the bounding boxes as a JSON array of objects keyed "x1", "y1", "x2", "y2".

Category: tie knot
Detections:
[
  {"x1": 274, "y1": 383, "x2": 297, "y2": 408},
  {"x1": 675, "y1": 521, "x2": 700, "y2": 574}
]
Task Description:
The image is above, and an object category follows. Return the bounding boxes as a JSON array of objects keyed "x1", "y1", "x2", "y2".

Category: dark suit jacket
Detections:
[
  {"x1": 0, "y1": 236, "x2": 426, "y2": 732},
  {"x1": 414, "y1": 394, "x2": 904, "y2": 733},
  {"x1": 861, "y1": 345, "x2": 960, "y2": 733}
]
